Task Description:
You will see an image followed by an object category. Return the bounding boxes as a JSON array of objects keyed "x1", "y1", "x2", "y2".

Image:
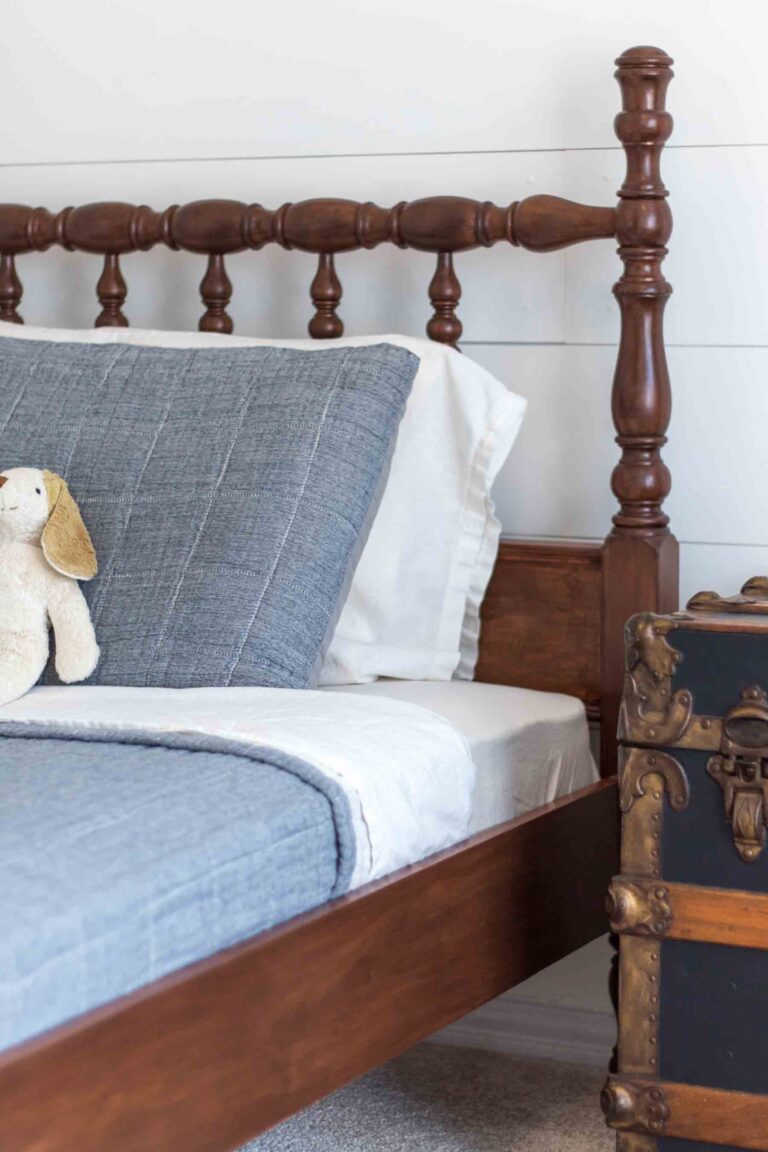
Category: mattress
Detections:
[
  {"x1": 0, "y1": 685, "x2": 475, "y2": 1051},
  {"x1": 0, "y1": 681, "x2": 596, "y2": 1051},
  {"x1": 323, "y1": 680, "x2": 598, "y2": 832}
]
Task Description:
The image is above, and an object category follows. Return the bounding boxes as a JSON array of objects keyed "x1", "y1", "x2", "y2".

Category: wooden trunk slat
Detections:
[
  {"x1": 666, "y1": 882, "x2": 768, "y2": 951},
  {"x1": 663, "y1": 1081, "x2": 768, "y2": 1150}
]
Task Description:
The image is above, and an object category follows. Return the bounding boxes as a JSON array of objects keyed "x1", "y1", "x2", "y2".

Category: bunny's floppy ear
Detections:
[{"x1": 41, "y1": 471, "x2": 98, "y2": 580}]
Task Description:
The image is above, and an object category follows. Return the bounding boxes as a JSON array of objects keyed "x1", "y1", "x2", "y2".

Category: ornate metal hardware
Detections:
[
  {"x1": 620, "y1": 747, "x2": 690, "y2": 814},
  {"x1": 601, "y1": 1077, "x2": 669, "y2": 1135},
  {"x1": 707, "y1": 754, "x2": 768, "y2": 863},
  {"x1": 621, "y1": 612, "x2": 768, "y2": 753},
  {"x1": 620, "y1": 614, "x2": 693, "y2": 746},
  {"x1": 607, "y1": 877, "x2": 673, "y2": 937},
  {"x1": 706, "y1": 686, "x2": 768, "y2": 863},
  {"x1": 721, "y1": 684, "x2": 768, "y2": 751},
  {"x1": 619, "y1": 747, "x2": 689, "y2": 880},
  {"x1": 687, "y1": 575, "x2": 768, "y2": 614}
]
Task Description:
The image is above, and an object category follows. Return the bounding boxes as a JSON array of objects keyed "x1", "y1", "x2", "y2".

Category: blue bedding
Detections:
[{"x1": 0, "y1": 726, "x2": 355, "y2": 1052}]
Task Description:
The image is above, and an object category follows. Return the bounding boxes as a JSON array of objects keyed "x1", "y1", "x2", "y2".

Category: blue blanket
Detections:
[{"x1": 0, "y1": 725, "x2": 355, "y2": 1052}]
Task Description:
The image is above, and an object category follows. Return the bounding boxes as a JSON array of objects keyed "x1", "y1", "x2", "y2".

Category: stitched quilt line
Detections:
[
  {"x1": 142, "y1": 348, "x2": 279, "y2": 685},
  {"x1": 223, "y1": 348, "x2": 353, "y2": 686}
]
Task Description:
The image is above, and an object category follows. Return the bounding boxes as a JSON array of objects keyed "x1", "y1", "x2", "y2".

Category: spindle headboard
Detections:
[{"x1": 0, "y1": 46, "x2": 679, "y2": 773}]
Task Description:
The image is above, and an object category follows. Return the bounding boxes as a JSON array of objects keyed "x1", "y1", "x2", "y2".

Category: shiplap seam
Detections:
[{"x1": 0, "y1": 140, "x2": 766, "y2": 171}]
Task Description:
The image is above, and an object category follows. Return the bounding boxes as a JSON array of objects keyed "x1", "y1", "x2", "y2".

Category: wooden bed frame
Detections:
[{"x1": 0, "y1": 46, "x2": 677, "y2": 1152}]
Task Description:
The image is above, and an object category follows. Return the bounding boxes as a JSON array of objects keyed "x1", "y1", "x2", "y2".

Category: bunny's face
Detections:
[
  {"x1": 0, "y1": 468, "x2": 97, "y2": 579},
  {"x1": 0, "y1": 468, "x2": 51, "y2": 544}
]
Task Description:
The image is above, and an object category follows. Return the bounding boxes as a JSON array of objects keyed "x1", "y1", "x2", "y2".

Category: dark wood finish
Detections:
[
  {"x1": 601, "y1": 47, "x2": 679, "y2": 774},
  {"x1": 0, "y1": 195, "x2": 616, "y2": 261},
  {"x1": 427, "y1": 252, "x2": 462, "y2": 346},
  {"x1": 0, "y1": 194, "x2": 615, "y2": 345},
  {"x1": 308, "y1": 252, "x2": 343, "y2": 338},
  {"x1": 0, "y1": 778, "x2": 618, "y2": 1152},
  {"x1": 0, "y1": 254, "x2": 23, "y2": 324},
  {"x1": 199, "y1": 252, "x2": 233, "y2": 334},
  {"x1": 95, "y1": 254, "x2": 128, "y2": 328},
  {"x1": 476, "y1": 539, "x2": 602, "y2": 723},
  {"x1": 513, "y1": 195, "x2": 615, "y2": 253}
]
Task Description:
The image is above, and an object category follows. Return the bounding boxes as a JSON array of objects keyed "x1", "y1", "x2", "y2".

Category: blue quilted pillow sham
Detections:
[{"x1": 0, "y1": 338, "x2": 417, "y2": 688}]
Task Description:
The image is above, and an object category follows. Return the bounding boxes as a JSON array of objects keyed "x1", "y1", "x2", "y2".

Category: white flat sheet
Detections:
[
  {"x1": 323, "y1": 680, "x2": 599, "y2": 832},
  {"x1": 0, "y1": 685, "x2": 475, "y2": 891}
]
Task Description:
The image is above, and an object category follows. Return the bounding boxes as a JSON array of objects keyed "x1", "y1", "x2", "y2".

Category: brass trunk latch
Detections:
[
  {"x1": 707, "y1": 686, "x2": 768, "y2": 862},
  {"x1": 707, "y1": 755, "x2": 768, "y2": 863}
]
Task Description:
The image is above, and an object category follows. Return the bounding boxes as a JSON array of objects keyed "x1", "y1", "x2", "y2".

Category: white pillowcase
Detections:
[{"x1": 0, "y1": 324, "x2": 525, "y2": 683}]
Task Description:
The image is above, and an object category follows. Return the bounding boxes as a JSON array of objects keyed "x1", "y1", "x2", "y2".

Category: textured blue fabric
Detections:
[
  {"x1": 0, "y1": 727, "x2": 355, "y2": 1052},
  {"x1": 0, "y1": 339, "x2": 417, "y2": 688}
]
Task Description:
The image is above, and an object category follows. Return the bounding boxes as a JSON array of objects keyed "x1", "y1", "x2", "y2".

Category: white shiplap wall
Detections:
[{"x1": 5, "y1": 0, "x2": 767, "y2": 1060}]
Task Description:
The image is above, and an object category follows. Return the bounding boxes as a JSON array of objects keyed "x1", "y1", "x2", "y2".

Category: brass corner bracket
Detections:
[
  {"x1": 619, "y1": 747, "x2": 689, "y2": 879},
  {"x1": 601, "y1": 1077, "x2": 669, "y2": 1135},
  {"x1": 620, "y1": 747, "x2": 690, "y2": 814},
  {"x1": 620, "y1": 614, "x2": 693, "y2": 746},
  {"x1": 606, "y1": 877, "x2": 673, "y2": 937}
]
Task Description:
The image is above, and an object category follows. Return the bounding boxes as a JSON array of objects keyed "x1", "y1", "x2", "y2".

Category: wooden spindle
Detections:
[
  {"x1": 308, "y1": 253, "x2": 343, "y2": 339},
  {"x1": 95, "y1": 254, "x2": 128, "y2": 327},
  {"x1": 199, "y1": 253, "x2": 233, "y2": 334},
  {"x1": 0, "y1": 254, "x2": 23, "y2": 324},
  {"x1": 601, "y1": 46, "x2": 679, "y2": 773},
  {"x1": 427, "y1": 252, "x2": 462, "y2": 346}
]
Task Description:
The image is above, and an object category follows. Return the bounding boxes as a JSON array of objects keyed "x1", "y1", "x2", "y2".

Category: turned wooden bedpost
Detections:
[{"x1": 601, "y1": 46, "x2": 679, "y2": 773}]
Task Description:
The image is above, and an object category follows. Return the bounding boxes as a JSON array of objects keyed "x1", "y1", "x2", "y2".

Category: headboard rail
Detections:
[{"x1": 0, "y1": 195, "x2": 616, "y2": 338}]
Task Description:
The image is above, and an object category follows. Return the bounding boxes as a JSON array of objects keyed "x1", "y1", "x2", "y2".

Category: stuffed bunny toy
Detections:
[{"x1": 0, "y1": 467, "x2": 99, "y2": 706}]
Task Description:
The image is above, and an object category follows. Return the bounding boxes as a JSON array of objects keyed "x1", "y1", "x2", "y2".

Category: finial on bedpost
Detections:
[{"x1": 600, "y1": 47, "x2": 679, "y2": 774}]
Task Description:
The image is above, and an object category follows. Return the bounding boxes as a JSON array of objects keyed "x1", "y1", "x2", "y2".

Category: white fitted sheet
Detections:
[{"x1": 323, "y1": 680, "x2": 599, "y2": 832}]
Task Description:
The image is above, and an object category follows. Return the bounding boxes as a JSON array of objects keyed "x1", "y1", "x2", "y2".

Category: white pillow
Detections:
[{"x1": 0, "y1": 324, "x2": 525, "y2": 683}]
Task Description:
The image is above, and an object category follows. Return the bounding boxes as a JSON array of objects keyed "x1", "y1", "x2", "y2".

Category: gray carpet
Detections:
[{"x1": 244, "y1": 1044, "x2": 612, "y2": 1151}]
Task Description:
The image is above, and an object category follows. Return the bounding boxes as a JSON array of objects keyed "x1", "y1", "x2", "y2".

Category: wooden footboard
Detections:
[{"x1": 0, "y1": 777, "x2": 618, "y2": 1152}]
